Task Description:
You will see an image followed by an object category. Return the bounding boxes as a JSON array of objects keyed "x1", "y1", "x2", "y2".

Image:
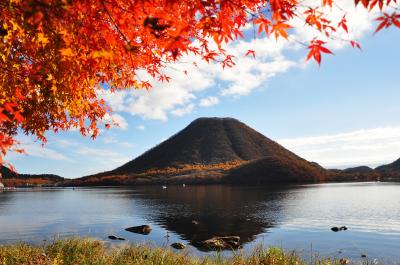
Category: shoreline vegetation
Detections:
[{"x1": 0, "y1": 238, "x2": 382, "y2": 265}]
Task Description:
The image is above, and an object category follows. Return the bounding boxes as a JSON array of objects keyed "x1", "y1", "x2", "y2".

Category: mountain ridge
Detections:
[
  {"x1": 375, "y1": 158, "x2": 400, "y2": 172},
  {"x1": 0, "y1": 166, "x2": 63, "y2": 187}
]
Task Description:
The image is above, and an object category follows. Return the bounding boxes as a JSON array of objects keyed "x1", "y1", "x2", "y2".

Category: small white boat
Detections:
[
  {"x1": 182, "y1": 184, "x2": 186, "y2": 187},
  {"x1": 162, "y1": 185, "x2": 167, "y2": 189}
]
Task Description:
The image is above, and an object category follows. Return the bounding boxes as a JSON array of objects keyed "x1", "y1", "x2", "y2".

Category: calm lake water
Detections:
[{"x1": 0, "y1": 182, "x2": 399, "y2": 262}]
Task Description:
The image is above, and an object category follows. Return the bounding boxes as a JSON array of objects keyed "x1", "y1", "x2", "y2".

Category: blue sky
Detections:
[{"x1": 7, "y1": 7, "x2": 400, "y2": 178}]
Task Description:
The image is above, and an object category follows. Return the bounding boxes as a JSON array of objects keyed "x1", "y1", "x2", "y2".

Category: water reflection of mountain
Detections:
[{"x1": 133, "y1": 185, "x2": 292, "y2": 251}]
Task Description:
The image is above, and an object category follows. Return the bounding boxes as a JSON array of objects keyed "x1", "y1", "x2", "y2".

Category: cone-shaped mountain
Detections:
[
  {"x1": 112, "y1": 117, "x2": 301, "y2": 175},
  {"x1": 69, "y1": 117, "x2": 332, "y2": 185}
]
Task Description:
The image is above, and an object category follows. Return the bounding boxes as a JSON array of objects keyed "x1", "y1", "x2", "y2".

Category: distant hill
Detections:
[
  {"x1": 375, "y1": 158, "x2": 400, "y2": 172},
  {"x1": 328, "y1": 158, "x2": 400, "y2": 182},
  {"x1": 67, "y1": 117, "x2": 333, "y2": 186},
  {"x1": 0, "y1": 165, "x2": 63, "y2": 187},
  {"x1": 343, "y1": 166, "x2": 374, "y2": 174},
  {"x1": 329, "y1": 161, "x2": 400, "y2": 182},
  {"x1": 329, "y1": 166, "x2": 380, "y2": 182},
  {"x1": 374, "y1": 158, "x2": 400, "y2": 179}
]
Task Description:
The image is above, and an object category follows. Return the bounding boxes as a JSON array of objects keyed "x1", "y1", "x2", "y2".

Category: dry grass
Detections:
[{"x1": 0, "y1": 238, "x2": 385, "y2": 265}]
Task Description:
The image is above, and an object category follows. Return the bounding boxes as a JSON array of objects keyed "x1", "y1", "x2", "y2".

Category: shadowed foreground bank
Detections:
[{"x1": 0, "y1": 238, "x2": 383, "y2": 265}]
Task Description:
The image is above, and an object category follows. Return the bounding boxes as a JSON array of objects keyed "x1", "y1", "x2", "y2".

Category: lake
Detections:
[{"x1": 0, "y1": 182, "x2": 399, "y2": 262}]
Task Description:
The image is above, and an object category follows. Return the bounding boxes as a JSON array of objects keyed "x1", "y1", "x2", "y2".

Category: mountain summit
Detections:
[
  {"x1": 71, "y1": 117, "x2": 328, "y2": 185},
  {"x1": 113, "y1": 117, "x2": 299, "y2": 174}
]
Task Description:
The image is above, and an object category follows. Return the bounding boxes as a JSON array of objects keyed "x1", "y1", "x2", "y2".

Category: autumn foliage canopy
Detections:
[{"x1": 1, "y1": 0, "x2": 399, "y2": 164}]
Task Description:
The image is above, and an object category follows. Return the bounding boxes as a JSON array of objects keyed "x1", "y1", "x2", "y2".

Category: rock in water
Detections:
[
  {"x1": 331, "y1": 227, "x2": 339, "y2": 232},
  {"x1": 108, "y1": 235, "x2": 125, "y2": 240},
  {"x1": 331, "y1": 226, "x2": 348, "y2": 232},
  {"x1": 171, "y1": 243, "x2": 186, "y2": 249},
  {"x1": 191, "y1": 220, "x2": 199, "y2": 225},
  {"x1": 200, "y1": 236, "x2": 240, "y2": 250},
  {"x1": 125, "y1": 225, "x2": 152, "y2": 235}
]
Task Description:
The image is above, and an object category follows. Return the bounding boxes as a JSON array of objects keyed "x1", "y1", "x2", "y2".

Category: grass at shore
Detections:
[{"x1": 0, "y1": 238, "x2": 378, "y2": 265}]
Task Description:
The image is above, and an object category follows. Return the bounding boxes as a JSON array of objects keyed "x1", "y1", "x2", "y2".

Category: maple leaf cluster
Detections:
[{"x1": 0, "y1": 0, "x2": 399, "y2": 164}]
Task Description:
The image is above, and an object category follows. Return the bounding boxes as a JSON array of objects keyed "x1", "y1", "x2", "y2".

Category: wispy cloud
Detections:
[
  {"x1": 199, "y1": 96, "x2": 220, "y2": 107},
  {"x1": 278, "y1": 127, "x2": 400, "y2": 168},
  {"x1": 136, "y1": 125, "x2": 145, "y2": 131},
  {"x1": 25, "y1": 144, "x2": 71, "y2": 161},
  {"x1": 77, "y1": 146, "x2": 130, "y2": 164},
  {"x1": 171, "y1": 103, "x2": 195, "y2": 117},
  {"x1": 7, "y1": 136, "x2": 72, "y2": 162},
  {"x1": 101, "y1": 135, "x2": 133, "y2": 148}
]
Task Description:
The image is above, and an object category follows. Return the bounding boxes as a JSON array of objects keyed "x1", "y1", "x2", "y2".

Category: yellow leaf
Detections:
[
  {"x1": 37, "y1": 33, "x2": 49, "y2": 46},
  {"x1": 10, "y1": 20, "x2": 19, "y2": 31},
  {"x1": 92, "y1": 50, "x2": 113, "y2": 59},
  {"x1": 59, "y1": 48, "x2": 74, "y2": 57}
]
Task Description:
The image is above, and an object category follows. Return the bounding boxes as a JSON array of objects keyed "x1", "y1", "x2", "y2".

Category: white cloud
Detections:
[
  {"x1": 213, "y1": 37, "x2": 296, "y2": 97},
  {"x1": 7, "y1": 136, "x2": 72, "y2": 162},
  {"x1": 199, "y1": 96, "x2": 220, "y2": 107},
  {"x1": 118, "y1": 142, "x2": 134, "y2": 148},
  {"x1": 24, "y1": 144, "x2": 71, "y2": 161},
  {"x1": 278, "y1": 127, "x2": 400, "y2": 168},
  {"x1": 171, "y1": 103, "x2": 195, "y2": 117},
  {"x1": 102, "y1": 113, "x2": 128, "y2": 130},
  {"x1": 55, "y1": 139, "x2": 80, "y2": 148},
  {"x1": 100, "y1": 135, "x2": 133, "y2": 148},
  {"x1": 102, "y1": 39, "x2": 296, "y2": 120},
  {"x1": 102, "y1": 135, "x2": 118, "y2": 144},
  {"x1": 101, "y1": 90, "x2": 128, "y2": 112},
  {"x1": 77, "y1": 146, "x2": 130, "y2": 164},
  {"x1": 125, "y1": 85, "x2": 196, "y2": 121},
  {"x1": 219, "y1": 57, "x2": 295, "y2": 97},
  {"x1": 111, "y1": 113, "x2": 128, "y2": 130},
  {"x1": 136, "y1": 125, "x2": 145, "y2": 131}
]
